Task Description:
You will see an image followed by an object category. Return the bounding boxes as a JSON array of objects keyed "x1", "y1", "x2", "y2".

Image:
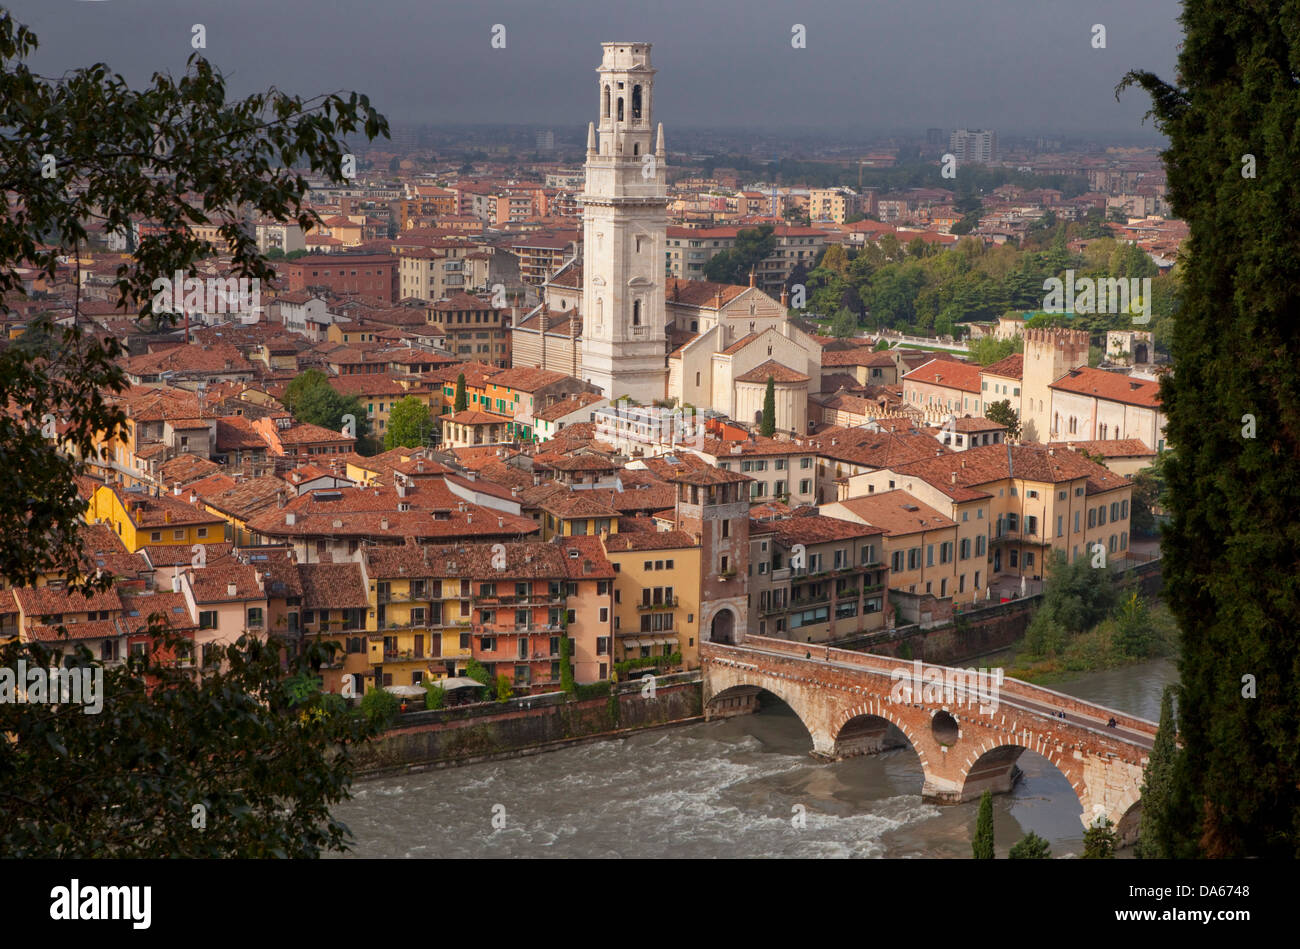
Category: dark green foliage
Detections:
[
  {"x1": 558, "y1": 634, "x2": 575, "y2": 694},
  {"x1": 424, "y1": 682, "x2": 446, "y2": 711},
  {"x1": 983, "y1": 399, "x2": 1020, "y2": 439},
  {"x1": 968, "y1": 334, "x2": 1023, "y2": 366},
  {"x1": 0, "y1": 12, "x2": 385, "y2": 593},
  {"x1": 1118, "y1": 1, "x2": 1300, "y2": 858},
  {"x1": 494, "y1": 674, "x2": 512, "y2": 703},
  {"x1": 283, "y1": 371, "x2": 370, "y2": 441},
  {"x1": 1008, "y1": 831, "x2": 1051, "y2": 859},
  {"x1": 384, "y1": 395, "x2": 432, "y2": 450},
  {"x1": 1082, "y1": 817, "x2": 1117, "y2": 859},
  {"x1": 360, "y1": 685, "x2": 399, "y2": 727},
  {"x1": 703, "y1": 225, "x2": 776, "y2": 284},
  {"x1": 0, "y1": 631, "x2": 378, "y2": 857},
  {"x1": 453, "y1": 372, "x2": 467, "y2": 412},
  {"x1": 972, "y1": 790, "x2": 995, "y2": 858},
  {"x1": 1135, "y1": 686, "x2": 1180, "y2": 859},
  {"x1": 760, "y1": 376, "x2": 777, "y2": 436},
  {"x1": 1024, "y1": 551, "x2": 1117, "y2": 657},
  {"x1": 1129, "y1": 450, "x2": 1169, "y2": 537}
]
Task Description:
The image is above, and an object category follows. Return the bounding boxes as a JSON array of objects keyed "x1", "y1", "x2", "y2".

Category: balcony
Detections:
[
  {"x1": 637, "y1": 596, "x2": 679, "y2": 611},
  {"x1": 788, "y1": 592, "x2": 830, "y2": 609}
]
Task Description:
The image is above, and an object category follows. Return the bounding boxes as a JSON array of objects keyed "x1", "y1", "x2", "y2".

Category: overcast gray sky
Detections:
[{"x1": 10, "y1": 0, "x2": 1182, "y2": 136}]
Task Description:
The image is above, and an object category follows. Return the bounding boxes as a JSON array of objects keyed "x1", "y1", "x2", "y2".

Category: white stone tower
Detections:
[{"x1": 578, "y1": 42, "x2": 669, "y2": 402}]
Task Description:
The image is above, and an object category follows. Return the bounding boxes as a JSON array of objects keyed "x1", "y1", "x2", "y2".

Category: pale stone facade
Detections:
[{"x1": 579, "y1": 43, "x2": 669, "y2": 403}]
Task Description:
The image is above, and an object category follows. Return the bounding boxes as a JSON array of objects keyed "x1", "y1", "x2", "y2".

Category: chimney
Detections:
[
  {"x1": 748, "y1": 269, "x2": 755, "y2": 288},
  {"x1": 951, "y1": 472, "x2": 958, "y2": 484},
  {"x1": 466, "y1": 513, "x2": 472, "y2": 524},
  {"x1": 380, "y1": 517, "x2": 389, "y2": 530},
  {"x1": 171, "y1": 574, "x2": 181, "y2": 593},
  {"x1": 285, "y1": 512, "x2": 296, "y2": 525},
  {"x1": 498, "y1": 516, "x2": 504, "y2": 528},
  {"x1": 173, "y1": 483, "x2": 182, "y2": 496},
  {"x1": 227, "y1": 582, "x2": 237, "y2": 597}
]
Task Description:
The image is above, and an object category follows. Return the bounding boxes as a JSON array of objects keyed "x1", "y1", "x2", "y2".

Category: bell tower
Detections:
[{"x1": 579, "y1": 42, "x2": 669, "y2": 403}]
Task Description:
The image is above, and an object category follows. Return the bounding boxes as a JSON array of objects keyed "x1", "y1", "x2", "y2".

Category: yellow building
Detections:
[
  {"x1": 86, "y1": 484, "x2": 228, "y2": 553},
  {"x1": 602, "y1": 530, "x2": 701, "y2": 670},
  {"x1": 539, "y1": 493, "x2": 619, "y2": 540},
  {"x1": 361, "y1": 545, "x2": 474, "y2": 689}
]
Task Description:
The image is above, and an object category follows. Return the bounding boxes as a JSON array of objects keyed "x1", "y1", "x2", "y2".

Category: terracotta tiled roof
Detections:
[
  {"x1": 825, "y1": 489, "x2": 957, "y2": 535},
  {"x1": 766, "y1": 513, "x2": 885, "y2": 545},
  {"x1": 14, "y1": 585, "x2": 124, "y2": 616},
  {"x1": 1046, "y1": 438, "x2": 1156, "y2": 457},
  {"x1": 602, "y1": 530, "x2": 697, "y2": 553},
  {"x1": 982, "y1": 353, "x2": 1024, "y2": 380},
  {"x1": 1048, "y1": 367, "x2": 1162, "y2": 409},
  {"x1": 553, "y1": 535, "x2": 616, "y2": 579},
  {"x1": 903, "y1": 357, "x2": 983, "y2": 393},
  {"x1": 735, "y1": 360, "x2": 810, "y2": 384},
  {"x1": 443, "y1": 409, "x2": 512, "y2": 425},
  {"x1": 488, "y1": 366, "x2": 573, "y2": 392},
  {"x1": 298, "y1": 562, "x2": 369, "y2": 609},
  {"x1": 533, "y1": 392, "x2": 603, "y2": 422}
]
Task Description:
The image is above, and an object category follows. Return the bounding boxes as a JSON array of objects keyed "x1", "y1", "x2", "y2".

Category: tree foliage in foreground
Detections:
[
  {"x1": 1009, "y1": 831, "x2": 1051, "y2": 859},
  {"x1": 1119, "y1": 0, "x2": 1300, "y2": 857},
  {"x1": 0, "y1": 10, "x2": 389, "y2": 857},
  {"x1": 0, "y1": 631, "x2": 378, "y2": 857},
  {"x1": 972, "y1": 790, "x2": 995, "y2": 858},
  {"x1": 0, "y1": 11, "x2": 387, "y2": 593}
]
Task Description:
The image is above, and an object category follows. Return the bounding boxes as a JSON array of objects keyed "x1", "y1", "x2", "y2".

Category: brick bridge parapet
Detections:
[{"x1": 700, "y1": 636, "x2": 1156, "y2": 839}]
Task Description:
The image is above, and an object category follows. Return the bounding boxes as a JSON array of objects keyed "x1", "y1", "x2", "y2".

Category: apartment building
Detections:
[
  {"x1": 823, "y1": 489, "x2": 983, "y2": 605},
  {"x1": 842, "y1": 443, "x2": 1134, "y2": 583},
  {"x1": 602, "y1": 530, "x2": 702, "y2": 669},
  {"x1": 426, "y1": 292, "x2": 509, "y2": 367},
  {"x1": 748, "y1": 513, "x2": 888, "y2": 641},
  {"x1": 284, "y1": 254, "x2": 399, "y2": 303}
]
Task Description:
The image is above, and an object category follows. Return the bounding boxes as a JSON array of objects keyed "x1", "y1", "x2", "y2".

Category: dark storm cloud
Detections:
[{"x1": 9, "y1": 0, "x2": 1181, "y2": 135}]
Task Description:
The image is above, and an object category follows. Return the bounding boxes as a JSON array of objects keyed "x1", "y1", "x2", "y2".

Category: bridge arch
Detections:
[
  {"x1": 831, "y1": 701, "x2": 926, "y2": 767},
  {"x1": 703, "y1": 667, "x2": 829, "y2": 753},
  {"x1": 959, "y1": 739, "x2": 1074, "y2": 807}
]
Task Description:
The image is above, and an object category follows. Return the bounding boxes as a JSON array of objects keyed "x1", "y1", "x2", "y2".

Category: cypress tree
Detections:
[
  {"x1": 972, "y1": 790, "x2": 995, "y2": 858},
  {"x1": 760, "y1": 375, "x2": 776, "y2": 437},
  {"x1": 1119, "y1": 2, "x2": 1300, "y2": 857},
  {"x1": 1135, "y1": 686, "x2": 1180, "y2": 859},
  {"x1": 453, "y1": 372, "x2": 467, "y2": 412}
]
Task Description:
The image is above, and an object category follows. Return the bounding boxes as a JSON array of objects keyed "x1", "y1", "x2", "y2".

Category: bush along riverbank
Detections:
[{"x1": 1001, "y1": 551, "x2": 1179, "y2": 684}]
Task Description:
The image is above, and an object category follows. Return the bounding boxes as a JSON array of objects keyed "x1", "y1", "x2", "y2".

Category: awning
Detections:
[
  {"x1": 622, "y1": 639, "x2": 642, "y2": 649},
  {"x1": 657, "y1": 636, "x2": 679, "y2": 645},
  {"x1": 384, "y1": 684, "x2": 425, "y2": 698},
  {"x1": 436, "y1": 676, "x2": 485, "y2": 690}
]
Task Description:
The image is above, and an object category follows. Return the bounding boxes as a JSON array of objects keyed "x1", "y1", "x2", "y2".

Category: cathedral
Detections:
[{"x1": 511, "y1": 42, "x2": 819, "y2": 432}]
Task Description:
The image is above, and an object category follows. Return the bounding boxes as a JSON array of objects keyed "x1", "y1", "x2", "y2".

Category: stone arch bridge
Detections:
[{"x1": 701, "y1": 636, "x2": 1157, "y2": 840}]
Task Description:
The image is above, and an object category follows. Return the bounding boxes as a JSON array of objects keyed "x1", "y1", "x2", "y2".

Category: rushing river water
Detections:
[{"x1": 331, "y1": 657, "x2": 1177, "y2": 858}]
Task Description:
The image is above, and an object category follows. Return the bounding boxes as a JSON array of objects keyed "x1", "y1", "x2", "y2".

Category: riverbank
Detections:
[{"x1": 354, "y1": 672, "x2": 702, "y2": 778}]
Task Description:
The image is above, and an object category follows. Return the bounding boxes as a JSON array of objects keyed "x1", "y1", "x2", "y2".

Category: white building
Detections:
[{"x1": 578, "y1": 42, "x2": 670, "y2": 403}]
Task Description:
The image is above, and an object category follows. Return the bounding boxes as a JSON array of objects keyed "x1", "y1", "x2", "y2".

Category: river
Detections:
[{"x1": 330, "y1": 657, "x2": 1177, "y2": 858}]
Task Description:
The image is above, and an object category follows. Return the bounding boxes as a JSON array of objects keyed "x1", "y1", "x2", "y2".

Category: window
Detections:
[
  {"x1": 1098, "y1": 506, "x2": 1107, "y2": 527},
  {"x1": 800, "y1": 457, "x2": 811, "y2": 469},
  {"x1": 150, "y1": 531, "x2": 162, "y2": 543},
  {"x1": 939, "y1": 542, "x2": 952, "y2": 564},
  {"x1": 199, "y1": 610, "x2": 217, "y2": 630},
  {"x1": 197, "y1": 528, "x2": 208, "y2": 539},
  {"x1": 1057, "y1": 515, "x2": 1063, "y2": 538},
  {"x1": 926, "y1": 545, "x2": 934, "y2": 567},
  {"x1": 960, "y1": 538, "x2": 971, "y2": 560},
  {"x1": 1121, "y1": 499, "x2": 1129, "y2": 519},
  {"x1": 599, "y1": 607, "x2": 609, "y2": 622},
  {"x1": 247, "y1": 608, "x2": 263, "y2": 628},
  {"x1": 1088, "y1": 508, "x2": 1097, "y2": 528},
  {"x1": 892, "y1": 550, "x2": 905, "y2": 573}
]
